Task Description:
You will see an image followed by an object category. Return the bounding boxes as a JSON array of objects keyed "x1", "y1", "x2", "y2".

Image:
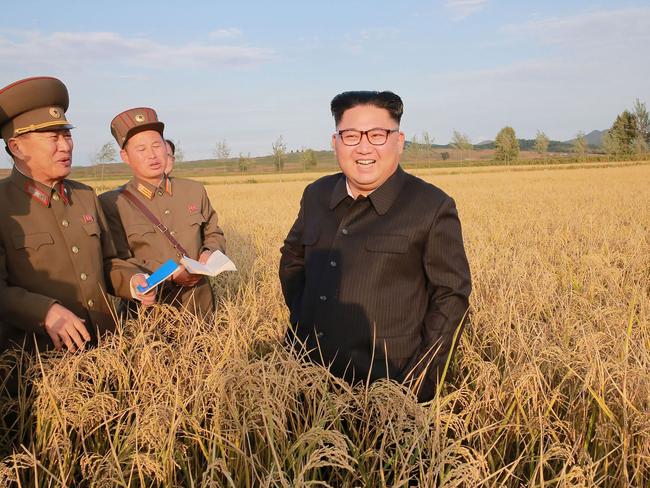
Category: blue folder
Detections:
[{"x1": 136, "y1": 259, "x2": 179, "y2": 294}]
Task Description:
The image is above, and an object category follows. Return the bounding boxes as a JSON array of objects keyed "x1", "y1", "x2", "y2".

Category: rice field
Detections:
[{"x1": 1, "y1": 162, "x2": 649, "y2": 487}]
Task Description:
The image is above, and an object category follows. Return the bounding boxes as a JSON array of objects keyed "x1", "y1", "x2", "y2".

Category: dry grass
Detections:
[{"x1": 1, "y1": 163, "x2": 649, "y2": 487}]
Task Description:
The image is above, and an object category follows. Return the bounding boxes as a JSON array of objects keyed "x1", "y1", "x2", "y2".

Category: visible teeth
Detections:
[{"x1": 356, "y1": 159, "x2": 375, "y2": 165}]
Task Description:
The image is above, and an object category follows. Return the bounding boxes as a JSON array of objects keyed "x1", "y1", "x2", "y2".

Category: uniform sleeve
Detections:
[
  {"x1": 401, "y1": 196, "x2": 472, "y2": 401},
  {"x1": 0, "y1": 230, "x2": 56, "y2": 334},
  {"x1": 278, "y1": 190, "x2": 307, "y2": 322},
  {"x1": 199, "y1": 186, "x2": 226, "y2": 254},
  {"x1": 95, "y1": 192, "x2": 147, "y2": 298}
]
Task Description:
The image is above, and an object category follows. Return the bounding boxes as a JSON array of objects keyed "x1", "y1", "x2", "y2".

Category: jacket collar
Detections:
[
  {"x1": 10, "y1": 166, "x2": 70, "y2": 207},
  {"x1": 329, "y1": 165, "x2": 406, "y2": 215},
  {"x1": 128, "y1": 175, "x2": 173, "y2": 200}
]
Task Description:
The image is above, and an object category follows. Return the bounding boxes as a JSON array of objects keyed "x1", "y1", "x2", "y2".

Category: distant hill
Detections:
[
  {"x1": 563, "y1": 129, "x2": 607, "y2": 147},
  {"x1": 431, "y1": 128, "x2": 609, "y2": 153},
  {"x1": 453, "y1": 139, "x2": 575, "y2": 153}
]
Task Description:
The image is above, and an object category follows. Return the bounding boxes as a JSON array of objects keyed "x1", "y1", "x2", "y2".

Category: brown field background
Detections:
[{"x1": 1, "y1": 162, "x2": 649, "y2": 487}]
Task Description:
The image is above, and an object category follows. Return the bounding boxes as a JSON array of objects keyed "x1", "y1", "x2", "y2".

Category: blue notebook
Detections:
[{"x1": 136, "y1": 259, "x2": 179, "y2": 294}]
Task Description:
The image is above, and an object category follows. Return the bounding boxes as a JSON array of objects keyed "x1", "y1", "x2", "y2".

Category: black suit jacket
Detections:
[{"x1": 279, "y1": 166, "x2": 471, "y2": 401}]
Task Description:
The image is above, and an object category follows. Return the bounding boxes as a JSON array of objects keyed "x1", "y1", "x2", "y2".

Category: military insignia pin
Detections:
[
  {"x1": 49, "y1": 107, "x2": 61, "y2": 119},
  {"x1": 82, "y1": 214, "x2": 95, "y2": 223},
  {"x1": 187, "y1": 203, "x2": 198, "y2": 213},
  {"x1": 135, "y1": 114, "x2": 145, "y2": 123}
]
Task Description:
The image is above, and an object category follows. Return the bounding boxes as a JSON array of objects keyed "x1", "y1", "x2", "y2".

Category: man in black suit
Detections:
[{"x1": 279, "y1": 91, "x2": 471, "y2": 402}]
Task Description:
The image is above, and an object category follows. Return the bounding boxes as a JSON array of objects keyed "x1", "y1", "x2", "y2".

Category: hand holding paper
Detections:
[{"x1": 180, "y1": 250, "x2": 237, "y2": 276}]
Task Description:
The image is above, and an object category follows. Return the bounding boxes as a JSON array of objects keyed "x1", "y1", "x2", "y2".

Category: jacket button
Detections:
[
  {"x1": 164, "y1": 209, "x2": 171, "y2": 215},
  {"x1": 170, "y1": 230, "x2": 176, "y2": 236},
  {"x1": 330, "y1": 260, "x2": 337, "y2": 267},
  {"x1": 342, "y1": 228, "x2": 349, "y2": 235},
  {"x1": 319, "y1": 295, "x2": 327, "y2": 301},
  {"x1": 52, "y1": 194, "x2": 60, "y2": 201},
  {"x1": 71, "y1": 246, "x2": 79, "y2": 254},
  {"x1": 62, "y1": 220, "x2": 69, "y2": 227},
  {"x1": 80, "y1": 273, "x2": 88, "y2": 281},
  {"x1": 87, "y1": 299, "x2": 94, "y2": 308}
]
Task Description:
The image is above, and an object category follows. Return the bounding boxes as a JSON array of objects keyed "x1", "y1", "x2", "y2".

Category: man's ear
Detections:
[
  {"x1": 7, "y1": 137, "x2": 24, "y2": 161},
  {"x1": 120, "y1": 148, "x2": 130, "y2": 167},
  {"x1": 331, "y1": 133, "x2": 337, "y2": 154},
  {"x1": 397, "y1": 131, "x2": 405, "y2": 155}
]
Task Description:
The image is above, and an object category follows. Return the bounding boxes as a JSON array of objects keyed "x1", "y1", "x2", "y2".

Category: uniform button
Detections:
[
  {"x1": 52, "y1": 194, "x2": 60, "y2": 201},
  {"x1": 71, "y1": 246, "x2": 79, "y2": 254},
  {"x1": 170, "y1": 230, "x2": 176, "y2": 236},
  {"x1": 316, "y1": 332, "x2": 324, "y2": 339},
  {"x1": 164, "y1": 209, "x2": 171, "y2": 215},
  {"x1": 330, "y1": 260, "x2": 337, "y2": 267},
  {"x1": 87, "y1": 299, "x2": 94, "y2": 308},
  {"x1": 62, "y1": 219, "x2": 69, "y2": 227},
  {"x1": 80, "y1": 273, "x2": 88, "y2": 281},
  {"x1": 158, "y1": 190, "x2": 163, "y2": 196},
  {"x1": 342, "y1": 228, "x2": 349, "y2": 235},
  {"x1": 319, "y1": 295, "x2": 327, "y2": 301}
]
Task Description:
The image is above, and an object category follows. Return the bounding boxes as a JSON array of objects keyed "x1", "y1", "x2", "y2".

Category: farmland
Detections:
[{"x1": 1, "y1": 162, "x2": 649, "y2": 487}]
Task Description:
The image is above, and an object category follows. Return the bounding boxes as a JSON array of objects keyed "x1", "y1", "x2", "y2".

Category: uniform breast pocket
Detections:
[
  {"x1": 364, "y1": 234, "x2": 409, "y2": 254},
  {"x1": 12, "y1": 232, "x2": 54, "y2": 251},
  {"x1": 82, "y1": 222, "x2": 101, "y2": 238},
  {"x1": 125, "y1": 223, "x2": 156, "y2": 247},
  {"x1": 188, "y1": 213, "x2": 206, "y2": 227},
  {"x1": 10, "y1": 232, "x2": 55, "y2": 270}
]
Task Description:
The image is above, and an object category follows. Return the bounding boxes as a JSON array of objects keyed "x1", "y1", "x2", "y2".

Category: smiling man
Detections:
[
  {"x1": 279, "y1": 91, "x2": 472, "y2": 402},
  {"x1": 0, "y1": 77, "x2": 153, "y2": 359},
  {"x1": 99, "y1": 108, "x2": 226, "y2": 318}
]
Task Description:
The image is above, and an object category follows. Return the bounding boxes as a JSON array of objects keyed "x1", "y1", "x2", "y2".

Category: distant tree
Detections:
[
  {"x1": 421, "y1": 131, "x2": 434, "y2": 167},
  {"x1": 608, "y1": 110, "x2": 637, "y2": 157},
  {"x1": 451, "y1": 130, "x2": 471, "y2": 149},
  {"x1": 534, "y1": 130, "x2": 550, "y2": 159},
  {"x1": 632, "y1": 136, "x2": 649, "y2": 156},
  {"x1": 95, "y1": 141, "x2": 116, "y2": 163},
  {"x1": 633, "y1": 98, "x2": 650, "y2": 144},
  {"x1": 301, "y1": 148, "x2": 317, "y2": 170},
  {"x1": 405, "y1": 135, "x2": 421, "y2": 167},
  {"x1": 494, "y1": 126, "x2": 519, "y2": 163},
  {"x1": 173, "y1": 140, "x2": 185, "y2": 162},
  {"x1": 238, "y1": 152, "x2": 252, "y2": 172},
  {"x1": 214, "y1": 139, "x2": 231, "y2": 160},
  {"x1": 572, "y1": 131, "x2": 588, "y2": 161},
  {"x1": 440, "y1": 151, "x2": 450, "y2": 161},
  {"x1": 272, "y1": 136, "x2": 287, "y2": 172},
  {"x1": 601, "y1": 131, "x2": 618, "y2": 160},
  {"x1": 94, "y1": 141, "x2": 117, "y2": 182}
]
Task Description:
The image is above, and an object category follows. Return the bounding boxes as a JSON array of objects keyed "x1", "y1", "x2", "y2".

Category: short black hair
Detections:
[
  {"x1": 330, "y1": 91, "x2": 403, "y2": 126},
  {"x1": 165, "y1": 139, "x2": 175, "y2": 155}
]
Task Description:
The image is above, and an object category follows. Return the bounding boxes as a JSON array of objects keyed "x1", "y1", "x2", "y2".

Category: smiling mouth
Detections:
[{"x1": 356, "y1": 159, "x2": 376, "y2": 166}]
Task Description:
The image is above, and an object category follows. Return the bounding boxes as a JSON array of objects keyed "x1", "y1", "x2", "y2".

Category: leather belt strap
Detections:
[{"x1": 120, "y1": 188, "x2": 188, "y2": 257}]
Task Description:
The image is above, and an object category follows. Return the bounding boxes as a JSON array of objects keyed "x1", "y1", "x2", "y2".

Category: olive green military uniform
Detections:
[
  {"x1": 99, "y1": 176, "x2": 226, "y2": 317},
  {"x1": 0, "y1": 169, "x2": 138, "y2": 352},
  {"x1": 0, "y1": 76, "x2": 142, "y2": 354}
]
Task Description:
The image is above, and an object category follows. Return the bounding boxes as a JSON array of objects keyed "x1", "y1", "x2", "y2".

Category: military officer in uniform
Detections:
[
  {"x1": 99, "y1": 108, "x2": 226, "y2": 318},
  {"x1": 0, "y1": 76, "x2": 154, "y2": 356}
]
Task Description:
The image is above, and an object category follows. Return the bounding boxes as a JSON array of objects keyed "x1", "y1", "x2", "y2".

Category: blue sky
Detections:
[{"x1": 2, "y1": 0, "x2": 649, "y2": 164}]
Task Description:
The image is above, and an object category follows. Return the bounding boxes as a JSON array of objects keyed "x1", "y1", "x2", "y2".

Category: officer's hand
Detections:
[
  {"x1": 172, "y1": 265, "x2": 201, "y2": 287},
  {"x1": 44, "y1": 303, "x2": 91, "y2": 352},
  {"x1": 131, "y1": 273, "x2": 156, "y2": 306},
  {"x1": 198, "y1": 250, "x2": 212, "y2": 265}
]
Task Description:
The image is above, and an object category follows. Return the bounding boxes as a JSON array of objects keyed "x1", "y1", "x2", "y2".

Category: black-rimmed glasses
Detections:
[{"x1": 336, "y1": 128, "x2": 399, "y2": 146}]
